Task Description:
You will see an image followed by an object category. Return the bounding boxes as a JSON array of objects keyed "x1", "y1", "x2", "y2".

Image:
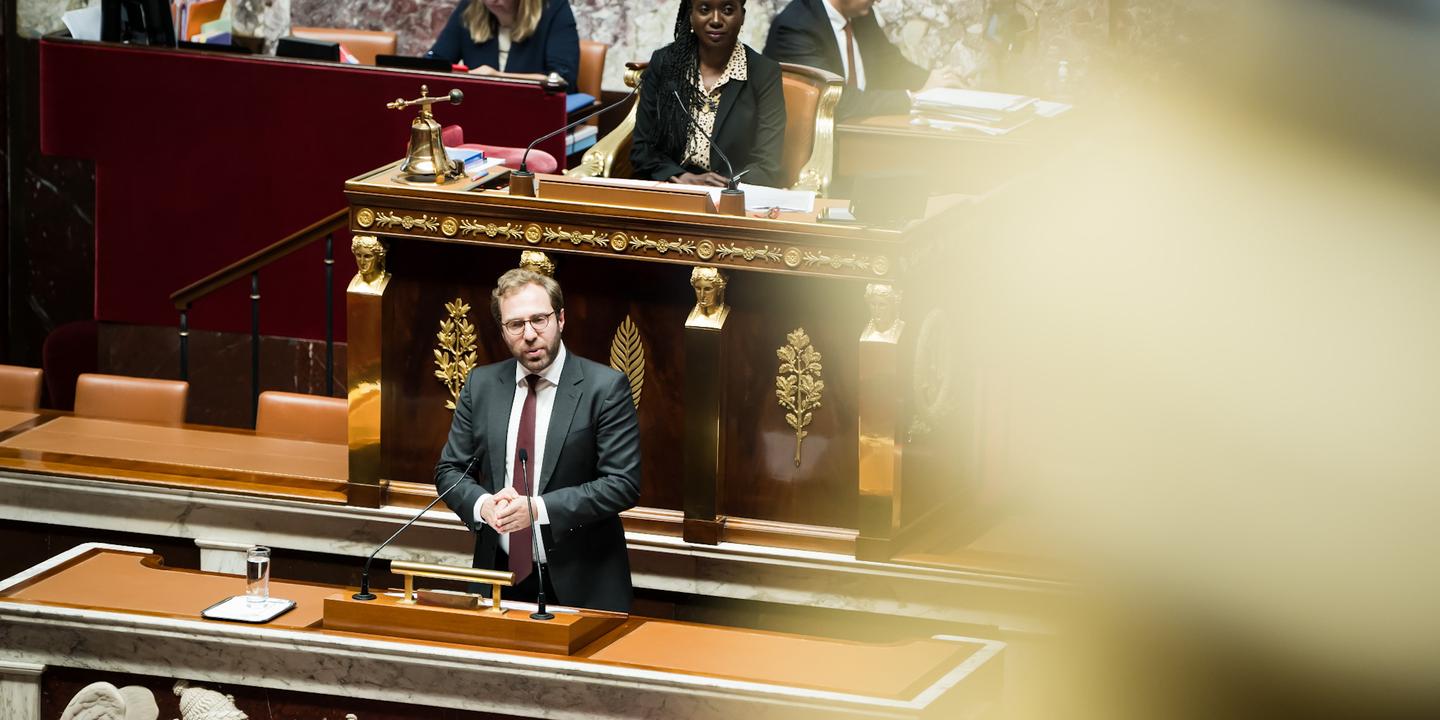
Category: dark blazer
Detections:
[
  {"x1": 630, "y1": 44, "x2": 788, "y2": 187},
  {"x1": 434, "y1": 351, "x2": 641, "y2": 613},
  {"x1": 428, "y1": 0, "x2": 580, "y2": 90},
  {"x1": 763, "y1": 0, "x2": 928, "y2": 119}
]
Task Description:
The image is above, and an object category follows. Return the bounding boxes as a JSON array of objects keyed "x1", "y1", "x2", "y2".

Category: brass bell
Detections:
[{"x1": 387, "y1": 85, "x2": 466, "y2": 184}]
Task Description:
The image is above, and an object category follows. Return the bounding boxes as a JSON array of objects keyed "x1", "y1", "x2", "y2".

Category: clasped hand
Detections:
[{"x1": 481, "y1": 487, "x2": 533, "y2": 534}]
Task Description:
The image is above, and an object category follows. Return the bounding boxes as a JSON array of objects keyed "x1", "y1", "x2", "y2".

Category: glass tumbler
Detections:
[{"x1": 245, "y1": 546, "x2": 271, "y2": 605}]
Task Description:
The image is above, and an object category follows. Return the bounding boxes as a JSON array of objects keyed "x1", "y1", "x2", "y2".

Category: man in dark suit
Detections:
[
  {"x1": 764, "y1": 0, "x2": 959, "y2": 119},
  {"x1": 434, "y1": 268, "x2": 641, "y2": 613}
]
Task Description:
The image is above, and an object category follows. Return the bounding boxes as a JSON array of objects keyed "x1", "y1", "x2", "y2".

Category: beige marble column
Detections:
[{"x1": 0, "y1": 661, "x2": 44, "y2": 720}]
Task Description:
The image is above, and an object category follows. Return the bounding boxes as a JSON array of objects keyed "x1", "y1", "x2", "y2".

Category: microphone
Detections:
[
  {"x1": 510, "y1": 83, "x2": 642, "y2": 195},
  {"x1": 670, "y1": 89, "x2": 750, "y2": 191},
  {"x1": 518, "y1": 448, "x2": 554, "y2": 620},
  {"x1": 352, "y1": 452, "x2": 481, "y2": 601}
]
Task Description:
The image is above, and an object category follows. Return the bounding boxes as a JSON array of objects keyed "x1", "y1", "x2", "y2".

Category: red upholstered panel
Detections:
[{"x1": 40, "y1": 39, "x2": 568, "y2": 340}]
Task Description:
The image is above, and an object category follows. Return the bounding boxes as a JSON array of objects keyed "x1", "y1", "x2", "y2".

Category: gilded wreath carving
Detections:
[
  {"x1": 434, "y1": 299, "x2": 478, "y2": 410},
  {"x1": 776, "y1": 328, "x2": 824, "y2": 467}
]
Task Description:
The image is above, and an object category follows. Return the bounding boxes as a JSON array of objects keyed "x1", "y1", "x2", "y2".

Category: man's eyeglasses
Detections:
[{"x1": 501, "y1": 311, "x2": 556, "y2": 336}]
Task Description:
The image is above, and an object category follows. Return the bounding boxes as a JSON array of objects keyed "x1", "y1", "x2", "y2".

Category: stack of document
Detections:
[{"x1": 910, "y1": 88, "x2": 1071, "y2": 136}]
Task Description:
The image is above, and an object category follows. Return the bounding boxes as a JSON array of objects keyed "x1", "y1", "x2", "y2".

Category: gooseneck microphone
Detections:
[
  {"x1": 352, "y1": 452, "x2": 480, "y2": 601},
  {"x1": 518, "y1": 449, "x2": 554, "y2": 620},
  {"x1": 670, "y1": 89, "x2": 750, "y2": 191},
  {"x1": 512, "y1": 83, "x2": 642, "y2": 181}
]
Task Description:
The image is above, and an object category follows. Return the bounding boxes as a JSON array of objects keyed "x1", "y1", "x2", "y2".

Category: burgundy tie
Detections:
[
  {"x1": 509, "y1": 373, "x2": 541, "y2": 582},
  {"x1": 844, "y1": 22, "x2": 858, "y2": 88}
]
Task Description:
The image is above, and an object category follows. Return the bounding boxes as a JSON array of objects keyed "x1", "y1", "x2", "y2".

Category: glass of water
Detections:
[{"x1": 245, "y1": 546, "x2": 271, "y2": 605}]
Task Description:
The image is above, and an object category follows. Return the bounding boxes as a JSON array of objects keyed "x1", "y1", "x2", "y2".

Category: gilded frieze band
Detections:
[{"x1": 352, "y1": 206, "x2": 892, "y2": 280}]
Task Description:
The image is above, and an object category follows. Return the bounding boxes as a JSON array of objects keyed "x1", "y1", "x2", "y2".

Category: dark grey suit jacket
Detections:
[
  {"x1": 763, "y1": 0, "x2": 929, "y2": 119},
  {"x1": 434, "y1": 350, "x2": 641, "y2": 613}
]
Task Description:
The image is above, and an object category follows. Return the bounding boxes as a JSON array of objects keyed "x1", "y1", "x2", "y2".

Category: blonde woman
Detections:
[{"x1": 428, "y1": 0, "x2": 579, "y2": 88}]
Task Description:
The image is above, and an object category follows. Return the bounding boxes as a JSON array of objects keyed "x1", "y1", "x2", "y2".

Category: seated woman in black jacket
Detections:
[
  {"x1": 428, "y1": 0, "x2": 579, "y2": 89},
  {"x1": 631, "y1": 0, "x2": 787, "y2": 187}
]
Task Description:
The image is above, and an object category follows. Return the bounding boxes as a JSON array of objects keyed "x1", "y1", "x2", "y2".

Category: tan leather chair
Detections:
[
  {"x1": 569, "y1": 62, "x2": 842, "y2": 195},
  {"x1": 578, "y1": 40, "x2": 609, "y2": 125},
  {"x1": 0, "y1": 364, "x2": 43, "y2": 411},
  {"x1": 290, "y1": 27, "x2": 398, "y2": 66},
  {"x1": 74, "y1": 373, "x2": 188, "y2": 426},
  {"x1": 255, "y1": 391, "x2": 348, "y2": 444}
]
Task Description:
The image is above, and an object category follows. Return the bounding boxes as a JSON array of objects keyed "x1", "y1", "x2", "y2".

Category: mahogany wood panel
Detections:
[
  {"x1": 718, "y1": 271, "x2": 864, "y2": 529},
  {"x1": 324, "y1": 593, "x2": 626, "y2": 655}
]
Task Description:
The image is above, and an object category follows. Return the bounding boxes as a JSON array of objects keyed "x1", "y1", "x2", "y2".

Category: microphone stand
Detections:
[
  {"x1": 519, "y1": 451, "x2": 554, "y2": 620},
  {"x1": 509, "y1": 84, "x2": 641, "y2": 198},
  {"x1": 671, "y1": 90, "x2": 749, "y2": 216},
  {"x1": 352, "y1": 453, "x2": 480, "y2": 601}
]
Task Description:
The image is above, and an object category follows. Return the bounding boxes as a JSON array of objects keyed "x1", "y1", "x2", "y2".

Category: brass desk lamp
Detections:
[{"x1": 388, "y1": 85, "x2": 466, "y2": 184}]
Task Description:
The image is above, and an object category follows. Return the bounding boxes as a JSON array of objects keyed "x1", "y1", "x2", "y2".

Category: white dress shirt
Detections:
[
  {"x1": 824, "y1": 0, "x2": 867, "y2": 90},
  {"x1": 474, "y1": 344, "x2": 566, "y2": 560}
]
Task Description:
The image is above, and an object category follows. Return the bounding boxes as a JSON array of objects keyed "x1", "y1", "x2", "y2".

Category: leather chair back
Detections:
[
  {"x1": 578, "y1": 40, "x2": 609, "y2": 124},
  {"x1": 0, "y1": 364, "x2": 43, "y2": 411},
  {"x1": 256, "y1": 391, "x2": 348, "y2": 444},
  {"x1": 290, "y1": 27, "x2": 398, "y2": 66},
  {"x1": 74, "y1": 373, "x2": 189, "y2": 426},
  {"x1": 777, "y1": 63, "x2": 843, "y2": 194}
]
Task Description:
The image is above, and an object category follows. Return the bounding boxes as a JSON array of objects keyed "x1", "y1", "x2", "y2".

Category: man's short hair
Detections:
[{"x1": 490, "y1": 268, "x2": 565, "y2": 324}]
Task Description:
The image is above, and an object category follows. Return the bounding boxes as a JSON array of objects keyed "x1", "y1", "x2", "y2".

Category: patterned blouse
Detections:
[{"x1": 682, "y1": 41, "x2": 748, "y2": 172}]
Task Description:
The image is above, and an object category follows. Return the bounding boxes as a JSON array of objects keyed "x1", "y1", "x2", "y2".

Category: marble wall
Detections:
[
  {"x1": 14, "y1": 0, "x2": 1232, "y2": 93},
  {"x1": 290, "y1": 0, "x2": 1115, "y2": 92}
]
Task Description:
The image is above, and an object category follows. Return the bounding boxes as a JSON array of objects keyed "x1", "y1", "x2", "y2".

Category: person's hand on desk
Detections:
[
  {"x1": 673, "y1": 171, "x2": 730, "y2": 187},
  {"x1": 469, "y1": 65, "x2": 498, "y2": 76}
]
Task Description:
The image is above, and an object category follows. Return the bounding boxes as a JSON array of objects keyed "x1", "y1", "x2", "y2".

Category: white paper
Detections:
[
  {"x1": 706, "y1": 183, "x2": 816, "y2": 213},
  {"x1": 1034, "y1": 100, "x2": 1073, "y2": 118},
  {"x1": 911, "y1": 87, "x2": 1036, "y2": 113},
  {"x1": 62, "y1": 7, "x2": 103, "y2": 41}
]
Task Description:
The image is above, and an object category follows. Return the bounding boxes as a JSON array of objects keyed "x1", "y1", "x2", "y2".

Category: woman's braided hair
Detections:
[{"x1": 654, "y1": 0, "x2": 743, "y2": 161}]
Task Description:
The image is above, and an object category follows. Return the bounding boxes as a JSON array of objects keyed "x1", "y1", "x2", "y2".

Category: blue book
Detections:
[{"x1": 565, "y1": 93, "x2": 596, "y2": 114}]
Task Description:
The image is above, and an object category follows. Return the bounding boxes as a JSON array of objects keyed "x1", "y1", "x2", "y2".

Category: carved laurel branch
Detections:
[
  {"x1": 801, "y1": 251, "x2": 874, "y2": 271},
  {"x1": 775, "y1": 328, "x2": 824, "y2": 467},
  {"x1": 609, "y1": 315, "x2": 645, "y2": 408},
  {"x1": 459, "y1": 220, "x2": 524, "y2": 240},
  {"x1": 714, "y1": 243, "x2": 783, "y2": 264},
  {"x1": 433, "y1": 298, "x2": 478, "y2": 411},
  {"x1": 373, "y1": 212, "x2": 440, "y2": 232}
]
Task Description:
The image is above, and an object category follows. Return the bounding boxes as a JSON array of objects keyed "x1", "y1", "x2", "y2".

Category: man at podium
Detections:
[{"x1": 434, "y1": 269, "x2": 642, "y2": 613}]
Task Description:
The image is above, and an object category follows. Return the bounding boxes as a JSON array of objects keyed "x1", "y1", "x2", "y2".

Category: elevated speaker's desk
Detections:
[
  {"x1": 0, "y1": 544, "x2": 1004, "y2": 719},
  {"x1": 342, "y1": 167, "x2": 970, "y2": 564}
]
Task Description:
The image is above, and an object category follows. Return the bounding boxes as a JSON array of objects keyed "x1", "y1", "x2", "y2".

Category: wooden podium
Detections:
[
  {"x1": 324, "y1": 593, "x2": 626, "y2": 655},
  {"x1": 343, "y1": 166, "x2": 976, "y2": 560}
]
